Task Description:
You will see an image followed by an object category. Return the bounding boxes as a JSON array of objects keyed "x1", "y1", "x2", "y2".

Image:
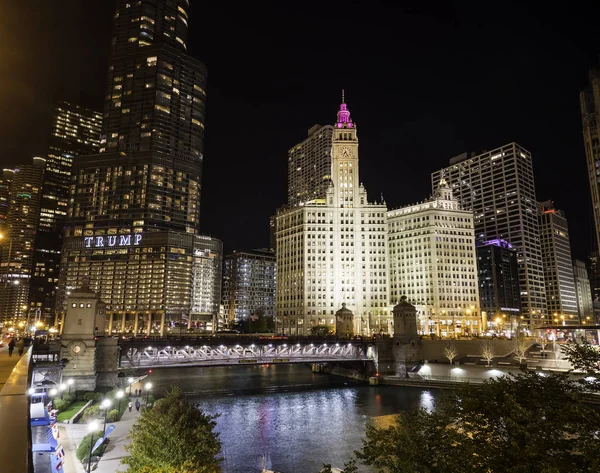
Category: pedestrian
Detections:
[
  {"x1": 8, "y1": 338, "x2": 15, "y2": 357},
  {"x1": 135, "y1": 399, "x2": 140, "y2": 412},
  {"x1": 139, "y1": 389, "x2": 143, "y2": 398},
  {"x1": 128, "y1": 401, "x2": 132, "y2": 412},
  {"x1": 17, "y1": 338, "x2": 25, "y2": 356},
  {"x1": 135, "y1": 388, "x2": 139, "y2": 397}
]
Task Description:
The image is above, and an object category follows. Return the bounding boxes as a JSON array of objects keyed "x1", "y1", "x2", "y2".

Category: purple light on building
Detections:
[
  {"x1": 336, "y1": 89, "x2": 353, "y2": 128},
  {"x1": 479, "y1": 239, "x2": 514, "y2": 250}
]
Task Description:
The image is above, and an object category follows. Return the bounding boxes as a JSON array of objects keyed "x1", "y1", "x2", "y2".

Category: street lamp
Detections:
[
  {"x1": 59, "y1": 383, "x2": 67, "y2": 399},
  {"x1": 127, "y1": 377, "x2": 134, "y2": 396},
  {"x1": 115, "y1": 390, "x2": 124, "y2": 414},
  {"x1": 67, "y1": 378, "x2": 74, "y2": 394},
  {"x1": 87, "y1": 420, "x2": 99, "y2": 473},
  {"x1": 49, "y1": 388, "x2": 58, "y2": 406},
  {"x1": 101, "y1": 399, "x2": 112, "y2": 434},
  {"x1": 144, "y1": 382, "x2": 152, "y2": 404}
]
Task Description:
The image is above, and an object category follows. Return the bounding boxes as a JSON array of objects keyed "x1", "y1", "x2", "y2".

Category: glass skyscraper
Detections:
[{"x1": 57, "y1": 0, "x2": 219, "y2": 335}]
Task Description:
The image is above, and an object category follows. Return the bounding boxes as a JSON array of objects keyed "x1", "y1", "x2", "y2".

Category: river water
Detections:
[{"x1": 148, "y1": 364, "x2": 436, "y2": 473}]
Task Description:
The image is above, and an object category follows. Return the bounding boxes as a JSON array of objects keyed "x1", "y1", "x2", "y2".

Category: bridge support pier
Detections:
[
  {"x1": 311, "y1": 363, "x2": 322, "y2": 373},
  {"x1": 107, "y1": 313, "x2": 113, "y2": 334},
  {"x1": 146, "y1": 315, "x2": 152, "y2": 335},
  {"x1": 160, "y1": 313, "x2": 165, "y2": 336},
  {"x1": 133, "y1": 314, "x2": 139, "y2": 335},
  {"x1": 121, "y1": 313, "x2": 126, "y2": 333}
]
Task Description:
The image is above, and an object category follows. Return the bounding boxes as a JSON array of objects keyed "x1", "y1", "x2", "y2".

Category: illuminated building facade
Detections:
[
  {"x1": 476, "y1": 239, "x2": 521, "y2": 325},
  {"x1": 432, "y1": 143, "x2": 547, "y2": 326},
  {"x1": 573, "y1": 259, "x2": 593, "y2": 322},
  {"x1": 0, "y1": 158, "x2": 46, "y2": 323},
  {"x1": 388, "y1": 181, "x2": 481, "y2": 337},
  {"x1": 276, "y1": 97, "x2": 390, "y2": 335},
  {"x1": 287, "y1": 125, "x2": 333, "y2": 207},
  {"x1": 539, "y1": 201, "x2": 578, "y2": 320},
  {"x1": 580, "y1": 65, "x2": 600, "y2": 257},
  {"x1": 222, "y1": 249, "x2": 276, "y2": 324},
  {"x1": 57, "y1": 0, "x2": 212, "y2": 334},
  {"x1": 30, "y1": 101, "x2": 102, "y2": 324}
]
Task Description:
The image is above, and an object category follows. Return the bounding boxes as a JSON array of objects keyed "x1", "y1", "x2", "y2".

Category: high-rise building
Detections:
[
  {"x1": 287, "y1": 124, "x2": 333, "y2": 207},
  {"x1": 588, "y1": 252, "x2": 600, "y2": 322},
  {"x1": 476, "y1": 239, "x2": 521, "y2": 326},
  {"x1": 432, "y1": 143, "x2": 547, "y2": 326},
  {"x1": 276, "y1": 97, "x2": 390, "y2": 336},
  {"x1": 0, "y1": 158, "x2": 46, "y2": 323},
  {"x1": 580, "y1": 65, "x2": 600, "y2": 255},
  {"x1": 30, "y1": 101, "x2": 102, "y2": 324},
  {"x1": 539, "y1": 201, "x2": 578, "y2": 320},
  {"x1": 573, "y1": 259, "x2": 593, "y2": 323},
  {"x1": 387, "y1": 181, "x2": 480, "y2": 337},
  {"x1": 57, "y1": 0, "x2": 210, "y2": 335},
  {"x1": 189, "y1": 236, "x2": 223, "y2": 331},
  {"x1": 222, "y1": 249, "x2": 276, "y2": 325}
]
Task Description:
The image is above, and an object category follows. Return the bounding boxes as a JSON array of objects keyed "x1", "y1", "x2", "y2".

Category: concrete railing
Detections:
[{"x1": 0, "y1": 347, "x2": 33, "y2": 473}]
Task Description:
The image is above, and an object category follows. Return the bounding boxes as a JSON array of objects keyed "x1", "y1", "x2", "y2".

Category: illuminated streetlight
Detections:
[
  {"x1": 101, "y1": 399, "x2": 112, "y2": 434},
  {"x1": 144, "y1": 382, "x2": 152, "y2": 404},
  {"x1": 115, "y1": 390, "x2": 124, "y2": 413},
  {"x1": 59, "y1": 383, "x2": 67, "y2": 399},
  {"x1": 87, "y1": 421, "x2": 99, "y2": 473},
  {"x1": 67, "y1": 378, "x2": 74, "y2": 394},
  {"x1": 127, "y1": 377, "x2": 134, "y2": 395}
]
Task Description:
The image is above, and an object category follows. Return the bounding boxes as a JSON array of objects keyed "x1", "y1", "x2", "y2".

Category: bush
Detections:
[
  {"x1": 76, "y1": 430, "x2": 106, "y2": 463},
  {"x1": 82, "y1": 392, "x2": 103, "y2": 402},
  {"x1": 106, "y1": 409, "x2": 119, "y2": 423},
  {"x1": 53, "y1": 399, "x2": 70, "y2": 411},
  {"x1": 80, "y1": 405, "x2": 101, "y2": 423},
  {"x1": 62, "y1": 393, "x2": 76, "y2": 405}
]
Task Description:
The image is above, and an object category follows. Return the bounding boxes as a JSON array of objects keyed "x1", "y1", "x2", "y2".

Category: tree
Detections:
[
  {"x1": 443, "y1": 343, "x2": 458, "y2": 365},
  {"x1": 537, "y1": 335, "x2": 549, "y2": 356},
  {"x1": 513, "y1": 340, "x2": 528, "y2": 365},
  {"x1": 346, "y1": 371, "x2": 600, "y2": 472},
  {"x1": 311, "y1": 325, "x2": 333, "y2": 337},
  {"x1": 121, "y1": 387, "x2": 222, "y2": 473},
  {"x1": 481, "y1": 341, "x2": 494, "y2": 367},
  {"x1": 561, "y1": 340, "x2": 600, "y2": 373}
]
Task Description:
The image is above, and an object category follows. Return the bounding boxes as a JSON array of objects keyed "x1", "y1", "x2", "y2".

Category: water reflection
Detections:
[
  {"x1": 420, "y1": 390, "x2": 435, "y2": 412},
  {"x1": 148, "y1": 364, "x2": 434, "y2": 473}
]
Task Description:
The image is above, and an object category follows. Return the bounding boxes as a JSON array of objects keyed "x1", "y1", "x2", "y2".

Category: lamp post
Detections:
[
  {"x1": 127, "y1": 377, "x2": 134, "y2": 396},
  {"x1": 115, "y1": 390, "x2": 124, "y2": 414},
  {"x1": 67, "y1": 378, "x2": 74, "y2": 394},
  {"x1": 59, "y1": 383, "x2": 67, "y2": 399},
  {"x1": 144, "y1": 382, "x2": 152, "y2": 405},
  {"x1": 87, "y1": 420, "x2": 99, "y2": 473},
  {"x1": 101, "y1": 399, "x2": 112, "y2": 435},
  {"x1": 49, "y1": 388, "x2": 58, "y2": 407}
]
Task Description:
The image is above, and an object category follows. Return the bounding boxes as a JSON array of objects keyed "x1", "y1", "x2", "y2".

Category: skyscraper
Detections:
[
  {"x1": 539, "y1": 201, "x2": 578, "y2": 320},
  {"x1": 476, "y1": 239, "x2": 521, "y2": 325},
  {"x1": 0, "y1": 158, "x2": 46, "y2": 323},
  {"x1": 57, "y1": 0, "x2": 210, "y2": 335},
  {"x1": 432, "y1": 143, "x2": 546, "y2": 326},
  {"x1": 276, "y1": 97, "x2": 389, "y2": 336},
  {"x1": 30, "y1": 101, "x2": 102, "y2": 324},
  {"x1": 387, "y1": 181, "x2": 480, "y2": 337},
  {"x1": 287, "y1": 125, "x2": 333, "y2": 207},
  {"x1": 573, "y1": 259, "x2": 593, "y2": 322},
  {"x1": 222, "y1": 249, "x2": 276, "y2": 325},
  {"x1": 580, "y1": 65, "x2": 600, "y2": 255}
]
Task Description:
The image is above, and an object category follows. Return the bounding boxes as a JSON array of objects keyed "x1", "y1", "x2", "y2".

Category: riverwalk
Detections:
[{"x1": 59, "y1": 385, "x2": 147, "y2": 473}]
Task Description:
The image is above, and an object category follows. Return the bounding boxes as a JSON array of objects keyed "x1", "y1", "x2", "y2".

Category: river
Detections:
[{"x1": 147, "y1": 364, "x2": 436, "y2": 473}]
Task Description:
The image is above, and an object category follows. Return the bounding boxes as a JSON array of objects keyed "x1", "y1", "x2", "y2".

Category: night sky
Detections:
[{"x1": 2, "y1": 1, "x2": 600, "y2": 259}]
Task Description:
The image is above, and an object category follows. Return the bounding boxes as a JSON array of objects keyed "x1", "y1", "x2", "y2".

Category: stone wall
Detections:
[
  {"x1": 96, "y1": 338, "x2": 120, "y2": 388},
  {"x1": 422, "y1": 339, "x2": 534, "y2": 363}
]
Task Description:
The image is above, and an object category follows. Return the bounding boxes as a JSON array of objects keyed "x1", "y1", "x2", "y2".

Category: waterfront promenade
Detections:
[{"x1": 60, "y1": 387, "x2": 146, "y2": 473}]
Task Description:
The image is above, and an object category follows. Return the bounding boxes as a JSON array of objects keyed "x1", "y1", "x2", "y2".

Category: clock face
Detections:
[
  {"x1": 340, "y1": 146, "x2": 352, "y2": 158},
  {"x1": 68, "y1": 341, "x2": 86, "y2": 356}
]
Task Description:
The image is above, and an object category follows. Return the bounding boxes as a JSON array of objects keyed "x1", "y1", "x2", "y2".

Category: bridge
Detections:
[{"x1": 118, "y1": 337, "x2": 375, "y2": 369}]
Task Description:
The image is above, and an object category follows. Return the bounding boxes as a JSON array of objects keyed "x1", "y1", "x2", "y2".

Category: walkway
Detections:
[
  {"x1": 0, "y1": 341, "x2": 33, "y2": 473},
  {"x1": 60, "y1": 388, "x2": 146, "y2": 473}
]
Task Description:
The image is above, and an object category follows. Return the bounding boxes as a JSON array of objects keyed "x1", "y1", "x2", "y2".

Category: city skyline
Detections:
[{"x1": 1, "y1": 2, "x2": 600, "y2": 259}]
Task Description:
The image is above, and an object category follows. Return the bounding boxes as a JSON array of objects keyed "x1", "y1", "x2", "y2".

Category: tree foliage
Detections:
[
  {"x1": 311, "y1": 325, "x2": 333, "y2": 337},
  {"x1": 348, "y1": 371, "x2": 600, "y2": 473},
  {"x1": 481, "y1": 341, "x2": 494, "y2": 366},
  {"x1": 76, "y1": 430, "x2": 106, "y2": 463},
  {"x1": 513, "y1": 340, "x2": 528, "y2": 364},
  {"x1": 561, "y1": 340, "x2": 600, "y2": 373},
  {"x1": 121, "y1": 387, "x2": 222, "y2": 473},
  {"x1": 443, "y1": 343, "x2": 458, "y2": 365}
]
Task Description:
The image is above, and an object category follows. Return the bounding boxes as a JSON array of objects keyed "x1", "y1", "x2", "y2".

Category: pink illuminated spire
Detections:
[{"x1": 336, "y1": 89, "x2": 353, "y2": 128}]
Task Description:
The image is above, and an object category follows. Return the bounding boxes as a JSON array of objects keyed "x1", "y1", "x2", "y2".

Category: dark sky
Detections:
[{"x1": 1, "y1": 1, "x2": 600, "y2": 259}]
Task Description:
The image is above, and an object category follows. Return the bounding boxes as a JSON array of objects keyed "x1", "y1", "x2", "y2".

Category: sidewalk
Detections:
[
  {"x1": 60, "y1": 394, "x2": 145, "y2": 473},
  {"x1": 0, "y1": 342, "x2": 23, "y2": 392}
]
